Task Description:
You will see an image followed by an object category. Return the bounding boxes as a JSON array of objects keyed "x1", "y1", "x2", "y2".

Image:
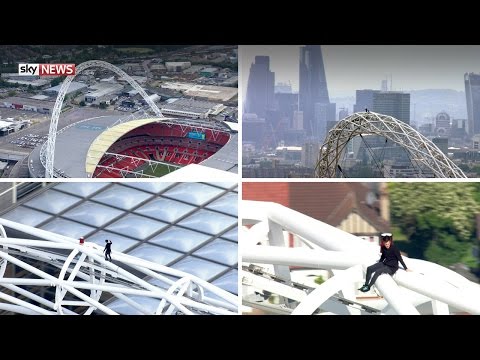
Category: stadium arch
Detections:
[
  {"x1": 45, "y1": 60, "x2": 163, "y2": 178},
  {"x1": 315, "y1": 112, "x2": 466, "y2": 178}
]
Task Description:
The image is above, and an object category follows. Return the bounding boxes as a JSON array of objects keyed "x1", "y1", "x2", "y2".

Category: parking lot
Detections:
[
  {"x1": 9, "y1": 133, "x2": 48, "y2": 149},
  {"x1": 0, "y1": 106, "x2": 125, "y2": 157}
]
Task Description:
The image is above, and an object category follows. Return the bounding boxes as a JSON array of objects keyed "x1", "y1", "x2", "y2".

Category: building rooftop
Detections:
[
  {"x1": 161, "y1": 98, "x2": 224, "y2": 114},
  {"x1": 1, "y1": 96, "x2": 55, "y2": 109},
  {"x1": 161, "y1": 82, "x2": 238, "y2": 102},
  {"x1": 44, "y1": 81, "x2": 88, "y2": 95}
]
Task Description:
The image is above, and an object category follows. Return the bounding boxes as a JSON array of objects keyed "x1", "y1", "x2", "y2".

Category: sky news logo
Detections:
[{"x1": 18, "y1": 63, "x2": 76, "y2": 76}]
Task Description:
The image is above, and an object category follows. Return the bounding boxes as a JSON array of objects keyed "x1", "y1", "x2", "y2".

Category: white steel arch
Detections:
[
  {"x1": 241, "y1": 200, "x2": 480, "y2": 315},
  {"x1": 316, "y1": 111, "x2": 466, "y2": 178},
  {"x1": 45, "y1": 60, "x2": 163, "y2": 178},
  {"x1": 0, "y1": 218, "x2": 237, "y2": 315}
]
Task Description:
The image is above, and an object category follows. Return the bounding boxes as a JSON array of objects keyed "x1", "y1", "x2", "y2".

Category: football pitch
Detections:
[{"x1": 127, "y1": 162, "x2": 180, "y2": 178}]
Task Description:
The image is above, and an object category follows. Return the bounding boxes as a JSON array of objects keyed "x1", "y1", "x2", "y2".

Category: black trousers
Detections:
[
  {"x1": 365, "y1": 262, "x2": 393, "y2": 286},
  {"x1": 105, "y1": 251, "x2": 112, "y2": 261}
]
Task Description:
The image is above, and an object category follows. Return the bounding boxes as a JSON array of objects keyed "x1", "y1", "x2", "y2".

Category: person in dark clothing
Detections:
[
  {"x1": 104, "y1": 240, "x2": 112, "y2": 261},
  {"x1": 359, "y1": 233, "x2": 411, "y2": 292}
]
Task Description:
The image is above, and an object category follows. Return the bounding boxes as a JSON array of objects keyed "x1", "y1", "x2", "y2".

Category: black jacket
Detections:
[{"x1": 379, "y1": 243, "x2": 407, "y2": 273}]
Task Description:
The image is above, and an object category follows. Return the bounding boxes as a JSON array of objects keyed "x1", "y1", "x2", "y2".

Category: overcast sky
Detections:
[{"x1": 240, "y1": 45, "x2": 480, "y2": 99}]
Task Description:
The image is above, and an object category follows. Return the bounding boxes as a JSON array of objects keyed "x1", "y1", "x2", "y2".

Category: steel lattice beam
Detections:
[{"x1": 315, "y1": 112, "x2": 466, "y2": 178}]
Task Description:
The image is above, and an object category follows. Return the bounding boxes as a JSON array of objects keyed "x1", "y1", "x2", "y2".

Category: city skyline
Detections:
[{"x1": 240, "y1": 45, "x2": 480, "y2": 99}]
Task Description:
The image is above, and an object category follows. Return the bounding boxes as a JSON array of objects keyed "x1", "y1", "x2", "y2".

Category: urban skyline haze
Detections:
[{"x1": 240, "y1": 45, "x2": 480, "y2": 99}]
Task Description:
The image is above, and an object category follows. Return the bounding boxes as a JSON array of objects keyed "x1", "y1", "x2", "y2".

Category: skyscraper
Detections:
[
  {"x1": 354, "y1": 90, "x2": 410, "y2": 125},
  {"x1": 245, "y1": 56, "x2": 275, "y2": 118},
  {"x1": 464, "y1": 72, "x2": 480, "y2": 136},
  {"x1": 372, "y1": 92, "x2": 410, "y2": 125},
  {"x1": 354, "y1": 89, "x2": 379, "y2": 113},
  {"x1": 299, "y1": 45, "x2": 332, "y2": 141}
]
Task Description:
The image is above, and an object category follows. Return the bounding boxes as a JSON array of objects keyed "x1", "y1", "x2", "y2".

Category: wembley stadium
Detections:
[{"x1": 28, "y1": 115, "x2": 238, "y2": 179}]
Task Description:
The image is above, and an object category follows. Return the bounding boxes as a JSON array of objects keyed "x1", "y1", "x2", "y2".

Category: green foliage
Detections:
[
  {"x1": 390, "y1": 183, "x2": 480, "y2": 241},
  {"x1": 79, "y1": 100, "x2": 86, "y2": 107},
  {"x1": 50, "y1": 77, "x2": 62, "y2": 87},
  {"x1": 7, "y1": 90, "x2": 16, "y2": 97},
  {"x1": 314, "y1": 276, "x2": 325, "y2": 285},
  {"x1": 389, "y1": 183, "x2": 480, "y2": 267},
  {"x1": 99, "y1": 102, "x2": 108, "y2": 109}
]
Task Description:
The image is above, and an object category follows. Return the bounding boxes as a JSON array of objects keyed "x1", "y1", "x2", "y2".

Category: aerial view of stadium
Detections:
[
  {"x1": 0, "y1": 45, "x2": 238, "y2": 178},
  {"x1": 0, "y1": 181, "x2": 238, "y2": 315}
]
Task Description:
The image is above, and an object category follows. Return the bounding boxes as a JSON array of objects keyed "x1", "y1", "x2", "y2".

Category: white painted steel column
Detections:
[{"x1": 292, "y1": 266, "x2": 363, "y2": 315}]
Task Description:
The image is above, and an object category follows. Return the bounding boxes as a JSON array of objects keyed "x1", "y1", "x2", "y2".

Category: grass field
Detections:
[{"x1": 128, "y1": 162, "x2": 179, "y2": 178}]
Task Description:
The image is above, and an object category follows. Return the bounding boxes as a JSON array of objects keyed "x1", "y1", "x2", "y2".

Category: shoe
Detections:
[{"x1": 359, "y1": 285, "x2": 370, "y2": 292}]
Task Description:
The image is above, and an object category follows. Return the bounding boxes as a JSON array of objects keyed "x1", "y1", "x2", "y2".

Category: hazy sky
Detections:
[{"x1": 240, "y1": 45, "x2": 480, "y2": 99}]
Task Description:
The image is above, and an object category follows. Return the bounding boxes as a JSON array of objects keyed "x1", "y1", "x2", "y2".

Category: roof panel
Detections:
[
  {"x1": 128, "y1": 244, "x2": 183, "y2": 266},
  {"x1": 24, "y1": 190, "x2": 82, "y2": 214},
  {"x1": 147, "y1": 227, "x2": 211, "y2": 252},
  {"x1": 92, "y1": 184, "x2": 153, "y2": 210},
  {"x1": 171, "y1": 256, "x2": 228, "y2": 281},
  {"x1": 106, "y1": 213, "x2": 168, "y2": 240},
  {"x1": 134, "y1": 197, "x2": 195, "y2": 222},
  {"x1": 62, "y1": 201, "x2": 124, "y2": 227},
  {"x1": 162, "y1": 183, "x2": 226, "y2": 205},
  {"x1": 2, "y1": 206, "x2": 53, "y2": 227},
  {"x1": 178, "y1": 209, "x2": 237, "y2": 235}
]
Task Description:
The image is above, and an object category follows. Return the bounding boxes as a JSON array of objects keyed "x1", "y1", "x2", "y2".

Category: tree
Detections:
[
  {"x1": 389, "y1": 183, "x2": 480, "y2": 266},
  {"x1": 99, "y1": 102, "x2": 108, "y2": 109},
  {"x1": 79, "y1": 100, "x2": 86, "y2": 107},
  {"x1": 50, "y1": 77, "x2": 62, "y2": 87}
]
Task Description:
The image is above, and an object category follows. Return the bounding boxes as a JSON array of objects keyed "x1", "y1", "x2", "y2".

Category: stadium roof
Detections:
[
  {"x1": 29, "y1": 115, "x2": 238, "y2": 178},
  {"x1": 85, "y1": 118, "x2": 161, "y2": 175},
  {"x1": 0, "y1": 181, "x2": 238, "y2": 314},
  {"x1": 85, "y1": 117, "x2": 236, "y2": 176}
]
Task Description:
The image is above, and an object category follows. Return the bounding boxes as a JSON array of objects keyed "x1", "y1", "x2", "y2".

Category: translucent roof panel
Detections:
[
  {"x1": 178, "y1": 209, "x2": 237, "y2": 235},
  {"x1": 41, "y1": 218, "x2": 96, "y2": 239},
  {"x1": 134, "y1": 198, "x2": 195, "y2": 223},
  {"x1": 91, "y1": 185, "x2": 153, "y2": 210},
  {"x1": 2, "y1": 206, "x2": 53, "y2": 227},
  {"x1": 24, "y1": 191, "x2": 82, "y2": 214},
  {"x1": 122, "y1": 182, "x2": 174, "y2": 194},
  {"x1": 208, "y1": 182, "x2": 238, "y2": 189},
  {"x1": 53, "y1": 182, "x2": 110, "y2": 197},
  {"x1": 212, "y1": 270, "x2": 238, "y2": 295},
  {"x1": 128, "y1": 244, "x2": 183, "y2": 266},
  {"x1": 0, "y1": 181, "x2": 239, "y2": 307},
  {"x1": 62, "y1": 201, "x2": 124, "y2": 227},
  {"x1": 86, "y1": 231, "x2": 139, "y2": 253},
  {"x1": 171, "y1": 257, "x2": 228, "y2": 281},
  {"x1": 193, "y1": 239, "x2": 238, "y2": 266},
  {"x1": 220, "y1": 228, "x2": 238, "y2": 242},
  {"x1": 147, "y1": 227, "x2": 211, "y2": 252},
  {"x1": 162, "y1": 183, "x2": 225, "y2": 205},
  {"x1": 108, "y1": 295, "x2": 161, "y2": 315},
  {"x1": 205, "y1": 192, "x2": 238, "y2": 216},
  {"x1": 106, "y1": 214, "x2": 168, "y2": 240}
]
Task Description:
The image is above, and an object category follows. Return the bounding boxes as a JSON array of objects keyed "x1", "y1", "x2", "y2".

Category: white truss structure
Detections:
[
  {"x1": 93, "y1": 152, "x2": 181, "y2": 178},
  {"x1": 0, "y1": 218, "x2": 237, "y2": 315},
  {"x1": 242, "y1": 200, "x2": 480, "y2": 315},
  {"x1": 316, "y1": 111, "x2": 466, "y2": 178},
  {"x1": 45, "y1": 60, "x2": 164, "y2": 178}
]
